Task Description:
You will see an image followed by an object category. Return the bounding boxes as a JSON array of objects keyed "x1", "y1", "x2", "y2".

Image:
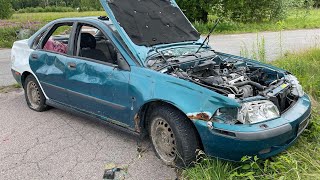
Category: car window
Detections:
[
  {"x1": 32, "y1": 30, "x2": 47, "y2": 49},
  {"x1": 75, "y1": 25, "x2": 118, "y2": 65},
  {"x1": 42, "y1": 24, "x2": 73, "y2": 55}
]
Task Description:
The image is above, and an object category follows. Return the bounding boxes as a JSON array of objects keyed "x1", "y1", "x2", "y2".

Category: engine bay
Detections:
[{"x1": 148, "y1": 51, "x2": 302, "y2": 115}]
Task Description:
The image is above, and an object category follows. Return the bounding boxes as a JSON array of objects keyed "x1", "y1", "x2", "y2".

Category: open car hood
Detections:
[{"x1": 100, "y1": 0, "x2": 200, "y2": 62}]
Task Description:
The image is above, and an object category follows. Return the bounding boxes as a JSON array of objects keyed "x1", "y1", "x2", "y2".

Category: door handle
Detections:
[
  {"x1": 67, "y1": 62, "x2": 77, "y2": 69},
  {"x1": 31, "y1": 54, "x2": 38, "y2": 60}
]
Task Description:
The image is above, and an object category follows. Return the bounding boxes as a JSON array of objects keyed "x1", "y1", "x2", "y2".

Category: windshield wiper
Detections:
[
  {"x1": 195, "y1": 18, "x2": 221, "y2": 54},
  {"x1": 151, "y1": 47, "x2": 176, "y2": 69}
]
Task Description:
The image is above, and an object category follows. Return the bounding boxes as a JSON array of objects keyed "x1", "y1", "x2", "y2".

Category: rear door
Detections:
[
  {"x1": 64, "y1": 23, "x2": 132, "y2": 126},
  {"x1": 30, "y1": 22, "x2": 75, "y2": 104}
]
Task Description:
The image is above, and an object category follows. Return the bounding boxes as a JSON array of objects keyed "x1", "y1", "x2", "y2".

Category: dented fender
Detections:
[{"x1": 129, "y1": 66, "x2": 240, "y2": 132}]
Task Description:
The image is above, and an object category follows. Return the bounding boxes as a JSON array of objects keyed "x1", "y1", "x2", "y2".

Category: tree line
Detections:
[
  {"x1": 1, "y1": 0, "x2": 320, "y2": 22},
  {"x1": 10, "y1": 0, "x2": 101, "y2": 10}
]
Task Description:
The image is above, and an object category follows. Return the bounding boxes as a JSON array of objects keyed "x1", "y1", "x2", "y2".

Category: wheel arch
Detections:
[
  {"x1": 21, "y1": 71, "x2": 32, "y2": 88},
  {"x1": 135, "y1": 100, "x2": 204, "y2": 150},
  {"x1": 20, "y1": 71, "x2": 49, "y2": 99}
]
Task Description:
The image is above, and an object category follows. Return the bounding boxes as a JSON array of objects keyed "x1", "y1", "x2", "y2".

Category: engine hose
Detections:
[
  {"x1": 261, "y1": 79, "x2": 285, "y2": 95},
  {"x1": 190, "y1": 79, "x2": 231, "y2": 95},
  {"x1": 233, "y1": 81, "x2": 266, "y2": 91}
]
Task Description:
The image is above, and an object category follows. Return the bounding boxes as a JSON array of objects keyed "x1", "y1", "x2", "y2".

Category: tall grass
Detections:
[
  {"x1": 183, "y1": 48, "x2": 320, "y2": 180},
  {"x1": 0, "y1": 27, "x2": 20, "y2": 48},
  {"x1": 196, "y1": 9, "x2": 320, "y2": 34},
  {"x1": 240, "y1": 35, "x2": 266, "y2": 63}
]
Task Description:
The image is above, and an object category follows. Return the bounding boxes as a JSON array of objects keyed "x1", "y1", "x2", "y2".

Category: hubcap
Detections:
[
  {"x1": 151, "y1": 117, "x2": 177, "y2": 164},
  {"x1": 26, "y1": 81, "x2": 41, "y2": 108}
]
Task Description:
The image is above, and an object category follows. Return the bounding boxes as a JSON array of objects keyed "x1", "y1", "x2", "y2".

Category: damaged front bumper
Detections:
[{"x1": 193, "y1": 94, "x2": 312, "y2": 161}]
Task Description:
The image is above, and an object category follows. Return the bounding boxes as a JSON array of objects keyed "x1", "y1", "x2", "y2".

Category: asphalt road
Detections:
[
  {"x1": 0, "y1": 89, "x2": 177, "y2": 180},
  {"x1": 0, "y1": 49, "x2": 14, "y2": 86},
  {"x1": 208, "y1": 28, "x2": 320, "y2": 61},
  {"x1": 0, "y1": 28, "x2": 320, "y2": 179}
]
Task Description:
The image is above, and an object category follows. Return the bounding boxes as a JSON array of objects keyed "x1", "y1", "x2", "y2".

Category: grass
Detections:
[
  {"x1": 0, "y1": 84, "x2": 22, "y2": 93},
  {"x1": 9, "y1": 11, "x2": 106, "y2": 23},
  {"x1": 183, "y1": 48, "x2": 320, "y2": 180},
  {"x1": 196, "y1": 9, "x2": 320, "y2": 34}
]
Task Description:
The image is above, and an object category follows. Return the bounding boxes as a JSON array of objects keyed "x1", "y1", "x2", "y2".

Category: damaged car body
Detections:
[{"x1": 11, "y1": 0, "x2": 311, "y2": 166}]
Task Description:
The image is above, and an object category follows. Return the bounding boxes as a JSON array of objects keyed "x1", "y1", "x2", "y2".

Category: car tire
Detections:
[
  {"x1": 24, "y1": 75, "x2": 48, "y2": 112},
  {"x1": 148, "y1": 105, "x2": 200, "y2": 168}
]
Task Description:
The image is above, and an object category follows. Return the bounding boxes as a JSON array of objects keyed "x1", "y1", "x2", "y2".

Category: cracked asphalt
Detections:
[{"x1": 0, "y1": 89, "x2": 177, "y2": 180}]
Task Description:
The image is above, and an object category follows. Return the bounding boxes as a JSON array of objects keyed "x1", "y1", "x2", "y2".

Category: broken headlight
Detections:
[
  {"x1": 213, "y1": 107, "x2": 239, "y2": 124},
  {"x1": 238, "y1": 100, "x2": 280, "y2": 124},
  {"x1": 285, "y1": 75, "x2": 304, "y2": 97}
]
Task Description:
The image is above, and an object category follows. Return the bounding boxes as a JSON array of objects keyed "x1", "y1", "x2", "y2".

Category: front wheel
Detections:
[
  {"x1": 148, "y1": 105, "x2": 200, "y2": 167},
  {"x1": 24, "y1": 75, "x2": 48, "y2": 112}
]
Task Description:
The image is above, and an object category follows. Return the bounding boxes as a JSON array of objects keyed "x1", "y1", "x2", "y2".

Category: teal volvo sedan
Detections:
[{"x1": 11, "y1": 0, "x2": 311, "y2": 167}]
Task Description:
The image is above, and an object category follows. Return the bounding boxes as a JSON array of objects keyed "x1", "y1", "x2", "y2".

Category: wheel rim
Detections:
[
  {"x1": 151, "y1": 117, "x2": 177, "y2": 164},
  {"x1": 26, "y1": 81, "x2": 41, "y2": 108}
]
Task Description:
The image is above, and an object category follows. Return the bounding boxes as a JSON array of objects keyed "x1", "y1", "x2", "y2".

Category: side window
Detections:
[
  {"x1": 41, "y1": 23, "x2": 73, "y2": 55},
  {"x1": 76, "y1": 25, "x2": 118, "y2": 65},
  {"x1": 32, "y1": 30, "x2": 47, "y2": 49}
]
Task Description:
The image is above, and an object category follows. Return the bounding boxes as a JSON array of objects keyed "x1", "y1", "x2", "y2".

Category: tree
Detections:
[
  {"x1": 212, "y1": 0, "x2": 292, "y2": 23},
  {"x1": 0, "y1": 0, "x2": 13, "y2": 19},
  {"x1": 176, "y1": 0, "x2": 211, "y2": 22}
]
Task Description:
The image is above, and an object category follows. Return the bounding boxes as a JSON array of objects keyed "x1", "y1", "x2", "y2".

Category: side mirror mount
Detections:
[{"x1": 116, "y1": 52, "x2": 130, "y2": 71}]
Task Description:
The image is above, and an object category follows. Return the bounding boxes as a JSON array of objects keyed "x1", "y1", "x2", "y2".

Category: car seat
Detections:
[{"x1": 80, "y1": 33, "x2": 114, "y2": 64}]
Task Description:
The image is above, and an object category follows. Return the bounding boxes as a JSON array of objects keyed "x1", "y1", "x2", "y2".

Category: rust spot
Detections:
[
  {"x1": 187, "y1": 112, "x2": 211, "y2": 121},
  {"x1": 134, "y1": 113, "x2": 141, "y2": 133}
]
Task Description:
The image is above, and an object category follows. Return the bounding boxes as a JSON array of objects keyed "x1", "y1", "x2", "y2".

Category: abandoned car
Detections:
[{"x1": 11, "y1": 0, "x2": 311, "y2": 166}]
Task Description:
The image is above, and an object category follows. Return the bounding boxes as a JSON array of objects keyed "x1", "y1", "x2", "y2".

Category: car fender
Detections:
[
  {"x1": 11, "y1": 40, "x2": 49, "y2": 99},
  {"x1": 129, "y1": 66, "x2": 240, "y2": 132}
]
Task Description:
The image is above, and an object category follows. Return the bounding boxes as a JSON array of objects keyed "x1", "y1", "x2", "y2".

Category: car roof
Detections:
[{"x1": 53, "y1": 16, "x2": 113, "y2": 25}]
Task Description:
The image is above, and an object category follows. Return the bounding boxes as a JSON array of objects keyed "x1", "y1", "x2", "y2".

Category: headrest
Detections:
[{"x1": 80, "y1": 33, "x2": 96, "y2": 49}]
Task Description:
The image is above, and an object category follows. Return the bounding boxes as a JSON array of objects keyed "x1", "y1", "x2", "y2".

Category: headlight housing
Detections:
[
  {"x1": 214, "y1": 100, "x2": 280, "y2": 124},
  {"x1": 238, "y1": 100, "x2": 280, "y2": 124}
]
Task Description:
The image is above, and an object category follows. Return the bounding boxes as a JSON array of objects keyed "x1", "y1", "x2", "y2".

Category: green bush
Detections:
[
  {"x1": 315, "y1": 0, "x2": 320, "y2": 8},
  {"x1": 0, "y1": 0, "x2": 13, "y2": 19},
  {"x1": 212, "y1": 0, "x2": 292, "y2": 22},
  {"x1": 17, "y1": 6, "x2": 76, "y2": 13},
  {"x1": 176, "y1": 0, "x2": 211, "y2": 22},
  {"x1": 0, "y1": 27, "x2": 19, "y2": 48}
]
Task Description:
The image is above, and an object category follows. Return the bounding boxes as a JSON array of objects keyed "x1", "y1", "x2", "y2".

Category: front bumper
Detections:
[{"x1": 194, "y1": 94, "x2": 312, "y2": 161}]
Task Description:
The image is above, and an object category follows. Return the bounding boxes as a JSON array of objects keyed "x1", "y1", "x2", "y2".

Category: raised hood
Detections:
[{"x1": 100, "y1": 0, "x2": 201, "y2": 62}]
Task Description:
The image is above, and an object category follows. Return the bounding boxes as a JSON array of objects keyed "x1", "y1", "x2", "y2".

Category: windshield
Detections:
[
  {"x1": 146, "y1": 46, "x2": 215, "y2": 69},
  {"x1": 157, "y1": 46, "x2": 210, "y2": 58}
]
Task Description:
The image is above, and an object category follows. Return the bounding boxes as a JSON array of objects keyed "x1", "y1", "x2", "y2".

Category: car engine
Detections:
[{"x1": 152, "y1": 53, "x2": 302, "y2": 114}]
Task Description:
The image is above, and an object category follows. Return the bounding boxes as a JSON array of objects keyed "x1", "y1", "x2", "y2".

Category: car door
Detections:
[
  {"x1": 29, "y1": 22, "x2": 75, "y2": 105},
  {"x1": 64, "y1": 23, "x2": 132, "y2": 126}
]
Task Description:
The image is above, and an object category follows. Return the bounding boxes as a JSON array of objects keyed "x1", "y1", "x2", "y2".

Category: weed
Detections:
[
  {"x1": 239, "y1": 34, "x2": 266, "y2": 62},
  {"x1": 196, "y1": 9, "x2": 320, "y2": 35},
  {"x1": 0, "y1": 84, "x2": 22, "y2": 93}
]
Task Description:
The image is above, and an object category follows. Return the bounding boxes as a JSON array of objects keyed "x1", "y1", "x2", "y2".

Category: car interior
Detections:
[
  {"x1": 76, "y1": 25, "x2": 118, "y2": 65},
  {"x1": 42, "y1": 23, "x2": 119, "y2": 66},
  {"x1": 42, "y1": 24, "x2": 72, "y2": 54}
]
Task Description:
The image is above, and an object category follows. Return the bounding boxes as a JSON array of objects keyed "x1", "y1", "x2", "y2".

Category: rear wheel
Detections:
[
  {"x1": 148, "y1": 105, "x2": 200, "y2": 167},
  {"x1": 24, "y1": 75, "x2": 48, "y2": 112}
]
